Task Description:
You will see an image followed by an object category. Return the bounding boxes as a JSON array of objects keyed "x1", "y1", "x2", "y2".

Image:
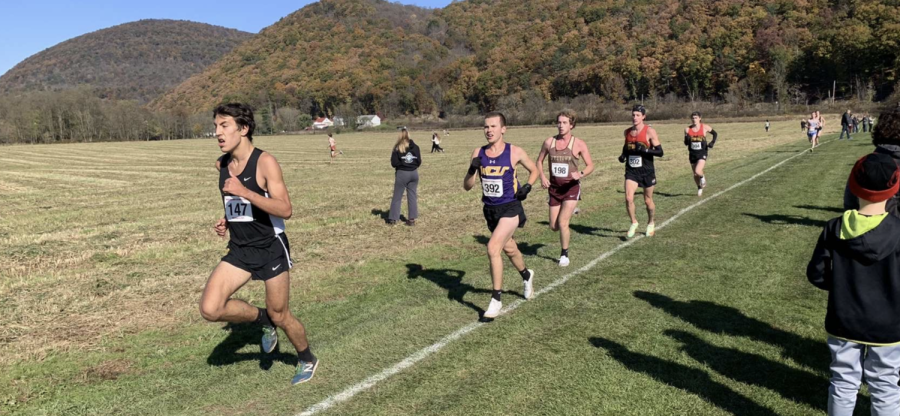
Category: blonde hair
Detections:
[{"x1": 395, "y1": 129, "x2": 410, "y2": 153}]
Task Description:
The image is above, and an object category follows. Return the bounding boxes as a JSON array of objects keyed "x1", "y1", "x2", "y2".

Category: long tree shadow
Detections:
[
  {"x1": 589, "y1": 337, "x2": 775, "y2": 415},
  {"x1": 742, "y1": 213, "x2": 826, "y2": 228},
  {"x1": 634, "y1": 291, "x2": 829, "y2": 372},
  {"x1": 207, "y1": 323, "x2": 297, "y2": 370},
  {"x1": 472, "y1": 235, "x2": 553, "y2": 261},
  {"x1": 665, "y1": 330, "x2": 827, "y2": 411},
  {"x1": 406, "y1": 263, "x2": 497, "y2": 313},
  {"x1": 794, "y1": 204, "x2": 844, "y2": 214}
]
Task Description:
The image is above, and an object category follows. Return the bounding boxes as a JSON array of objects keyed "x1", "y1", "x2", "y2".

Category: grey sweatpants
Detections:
[
  {"x1": 827, "y1": 336, "x2": 900, "y2": 416},
  {"x1": 389, "y1": 170, "x2": 418, "y2": 221}
]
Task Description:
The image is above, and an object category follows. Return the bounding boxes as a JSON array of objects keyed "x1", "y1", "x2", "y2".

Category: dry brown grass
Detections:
[{"x1": 0, "y1": 119, "x2": 823, "y2": 367}]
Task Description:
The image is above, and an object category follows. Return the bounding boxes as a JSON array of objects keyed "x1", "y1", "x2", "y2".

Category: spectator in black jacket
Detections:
[
  {"x1": 840, "y1": 110, "x2": 854, "y2": 140},
  {"x1": 808, "y1": 152, "x2": 900, "y2": 416},
  {"x1": 388, "y1": 128, "x2": 422, "y2": 226}
]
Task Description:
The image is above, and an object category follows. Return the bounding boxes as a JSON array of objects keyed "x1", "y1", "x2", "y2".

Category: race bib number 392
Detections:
[
  {"x1": 224, "y1": 196, "x2": 254, "y2": 222},
  {"x1": 482, "y1": 178, "x2": 503, "y2": 198},
  {"x1": 551, "y1": 163, "x2": 569, "y2": 178},
  {"x1": 628, "y1": 155, "x2": 643, "y2": 168}
]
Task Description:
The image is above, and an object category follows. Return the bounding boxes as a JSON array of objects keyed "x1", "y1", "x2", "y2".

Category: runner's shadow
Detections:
[
  {"x1": 589, "y1": 337, "x2": 775, "y2": 415},
  {"x1": 615, "y1": 190, "x2": 685, "y2": 197},
  {"x1": 207, "y1": 323, "x2": 297, "y2": 370},
  {"x1": 634, "y1": 291, "x2": 829, "y2": 372},
  {"x1": 794, "y1": 204, "x2": 844, "y2": 214},
  {"x1": 742, "y1": 213, "x2": 826, "y2": 227},
  {"x1": 371, "y1": 208, "x2": 405, "y2": 223},
  {"x1": 406, "y1": 264, "x2": 492, "y2": 313},
  {"x1": 472, "y1": 235, "x2": 553, "y2": 261},
  {"x1": 665, "y1": 330, "x2": 826, "y2": 411},
  {"x1": 536, "y1": 221, "x2": 621, "y2": 238}
]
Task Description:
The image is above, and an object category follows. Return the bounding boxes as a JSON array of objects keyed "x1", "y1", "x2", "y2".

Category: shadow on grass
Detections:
[
  {"x1": 794, "y1": 204, "x2": 844, "y2": 214},
  {"x1": 536, "y1": 221, "x2": 621, "y2": 238},
  {"x1": 207, "y1": 323, "x2": 297, "y2": 370},
  {"x1": 742, "y1": 213, "x2": 826, "y2": 227},
  {"x1": 472, "y1": 235, "x2": 553, "y2": 261},
  {"x1": 370, "y1": 208, "x2": 405, "y2": 223},
  {"x1": 616, "y1": 190, "x2": 686, "y2": 197},
  {"x1": 665, "y1": 330, "x2": 826, "y2": 411},
  {"x1": 634, "y1": 291, "x2": 829, "y2": 372},
  {"x1": 405, "y1": 263, "x2": 495, "y2": 313},
  {"x1": 589, "y1": 337, "x2": 774, "y2": 415}
]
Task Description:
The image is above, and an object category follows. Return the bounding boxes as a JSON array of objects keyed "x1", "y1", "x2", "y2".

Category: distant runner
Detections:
[{"x1": 683, "y1": 112, "x2": 717, "y2": 196}]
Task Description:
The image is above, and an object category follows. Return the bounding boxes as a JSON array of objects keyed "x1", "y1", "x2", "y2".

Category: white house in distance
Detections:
[
  {"x1": 312, "y1": 117, "x2": 334, "y2": 129},
  {"x1": 356, "y1": 115, "x2": 381, "y2": 128}
]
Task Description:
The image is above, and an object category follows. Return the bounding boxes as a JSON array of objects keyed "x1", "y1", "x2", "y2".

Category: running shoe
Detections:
[
  {"x1": 483, "y1": 298, "x2": 503, "y2": 318},
  {"x1": 558, "y1": 255, "x2": 570, "y2": 267},
  {"x1": 646, "y1": 223, "x2": 656, "y2": 237},
  {"x1": 700, "y1": 176, "x2": 706, "y2": 188},
  {"x1": 291, "y1": 357, "x2": 319, "y2": 385},
  {"x1": 573, "y1": 207, "x2": 580, "y2": 215},
  {"x1": 697, "y1": 188, "x2": 703, "y2": 197},
  {"x1": 523, "y1": 269, "x2": 535, "y2": 299},
  {"x1": 627, "y1": 223, "x2": 639, "y2": 238},
  {"x1": 261, "y1": 325, "x2": 278, "y2": 353}
]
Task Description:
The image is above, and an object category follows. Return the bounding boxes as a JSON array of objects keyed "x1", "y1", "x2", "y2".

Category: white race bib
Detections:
[
  {"x1": 691, "y1": 142, "x2": 703, "y2": 151},
  {"x1": 628, "y1": 155, "x2": 643, "y2": 168},
  {"x1": 551, "y1": 163, "x2": 569, "y2": 178},
  {"x1": 224, "y1": 196, "x2": 254, "y2": 222},
  {"x1": 482, "y1": 178, "x2": 503, "y2": 198}
]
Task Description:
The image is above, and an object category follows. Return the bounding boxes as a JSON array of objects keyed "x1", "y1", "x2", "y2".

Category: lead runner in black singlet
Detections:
[{"x1": 199, "y1": 103, "x2": 318, "y2": 385}]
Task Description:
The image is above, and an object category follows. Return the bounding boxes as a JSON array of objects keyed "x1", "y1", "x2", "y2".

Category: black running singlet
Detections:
[{"x1": 218, "y1": 148, "x2": 286, "y2": 247}]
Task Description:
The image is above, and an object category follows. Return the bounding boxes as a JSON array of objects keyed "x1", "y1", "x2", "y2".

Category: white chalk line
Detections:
[{"x1": 297, "y1": 140, "x2": 828, "y2": 416}]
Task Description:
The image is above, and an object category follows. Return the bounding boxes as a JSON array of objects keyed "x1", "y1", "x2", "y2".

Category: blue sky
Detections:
[{"x1": 0, "y1": 0, "x2": 454, "y2": 77}]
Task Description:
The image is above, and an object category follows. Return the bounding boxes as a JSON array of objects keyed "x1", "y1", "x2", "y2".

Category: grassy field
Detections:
[{"x1": 0, "y1": 119, "x2": 874, "y2": 415}]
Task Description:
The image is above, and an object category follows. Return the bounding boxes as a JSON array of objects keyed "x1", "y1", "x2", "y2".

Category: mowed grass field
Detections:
[{"x1": 0, "y1": 118, "x2": 875, "y2": 415}]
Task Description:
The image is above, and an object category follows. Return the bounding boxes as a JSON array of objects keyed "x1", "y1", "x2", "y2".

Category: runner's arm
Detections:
[
  {"x1": 707, "y1": 125, "x2": 718, "y2": 148},
  {"x1": 643, "y1": 128, "x2": 664, "y2": 157},
  {"x1": 513, "y1": 145, "x2": 539, "y2": 186},
  {"x1": 463, "y1": 148, "x2": 481, "y2": 191},
  {"x1": 684, "y1": 128, "x2": 691, "y2": 147},
  {"x1": 536, "y1": 138, "x2": 551, "y2": 188},
  {"x1": 224, "y1": 153, "x2": 293, "y2": 219},
  {"x1": 574, "y1": 139, "x2": 594, "y2": 179}
]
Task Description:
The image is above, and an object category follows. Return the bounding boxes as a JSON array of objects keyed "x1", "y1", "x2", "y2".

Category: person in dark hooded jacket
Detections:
[
  {"x1": 844, "y1": 105, "x2": 900, "y2": 217},
  {"x1": 388, "y1": 128, "x2": 422, "y2": 225},
  {"x1": 808, "y1": 152, "x2": 900, "y2": 416}
]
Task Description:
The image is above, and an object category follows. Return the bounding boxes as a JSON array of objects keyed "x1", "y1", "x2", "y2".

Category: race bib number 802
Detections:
[
  {"x1": 628, "y1": 155, "x2": 643, "y2": 168},
  {"x1": 224, "y1": 196, "x2": 254, "y2": 222}
]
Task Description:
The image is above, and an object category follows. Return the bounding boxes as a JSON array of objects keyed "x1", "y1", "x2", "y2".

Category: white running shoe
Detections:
[
  {"x1": 573, "y1": 208, "x2": 580, "y2": 215},
  {"x1": 523, "y1": 269, "x2": 535, "y2": 300},
  {"x1": 483, "y1": 298, "x2": 503, "y2": 318},
  {"x1": 697, "y1": 188, "x2": 703, "y2": 197},
  {"x1": 700, "y1": 176, "x2": 707, "y2": 188},
  {"x1": 558, "y1": 255, "x2": 570, "y2": 267}
]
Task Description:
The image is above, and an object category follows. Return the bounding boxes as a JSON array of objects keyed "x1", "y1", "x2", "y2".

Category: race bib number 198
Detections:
[
  {"x1": 482, "y1": 178, "x2": 503, "y2": 198},
  {"x1": 628, "y1": 155, "x2": 643, "y2": 168},
  {"x1": 551, "y1": 163, "x2": 569, "y2": 178},
  {"x1": 224, "y1": 196, "x2": 254, "y2": 222}
]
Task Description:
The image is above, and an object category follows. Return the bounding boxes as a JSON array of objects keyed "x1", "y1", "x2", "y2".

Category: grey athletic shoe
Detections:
[
  {"x1": 523, "y1": 269, "x2": 535, "y2": 299},
  {"x1": 261, "y1": 325, "x2": 278, "y2": 353}
]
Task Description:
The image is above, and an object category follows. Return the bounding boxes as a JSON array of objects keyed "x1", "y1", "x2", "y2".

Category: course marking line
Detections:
[{"x1": 297, "y1": 140, "x2": 830, "y2": 416}]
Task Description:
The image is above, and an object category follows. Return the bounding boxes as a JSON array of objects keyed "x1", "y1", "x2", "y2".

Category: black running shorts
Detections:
[
  {"x1": 222, "y1": 233, "x2": 293, "y2": 281},
  {"x1": 625, "y1": 172, "x2": 657, "y2": 189},
  {"x1": 689, "y1": 152, "x2": 708, "y2": 165},
  {"x1": 483, "y1": 200, "x2": 527, "y2": 232}
]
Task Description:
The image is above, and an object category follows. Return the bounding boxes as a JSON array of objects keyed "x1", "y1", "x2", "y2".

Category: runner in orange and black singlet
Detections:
[
  {"x1": 684, "y1": 112, "x2": 717, "y2": 197},
  {"x1": 618, "y1": 105, "x2": 663, "y2": 238}
]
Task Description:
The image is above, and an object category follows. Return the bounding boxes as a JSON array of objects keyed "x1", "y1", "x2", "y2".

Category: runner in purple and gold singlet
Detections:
[
  {"x1": 464, "y1": 112, "x2": 539, "y2": 320},
  {"x1": 536, "y1": 110, "x2": 595, "y2": 267}
]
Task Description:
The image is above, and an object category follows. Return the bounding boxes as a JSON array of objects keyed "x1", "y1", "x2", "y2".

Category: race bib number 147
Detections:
[{"x1": 224, "y1": 196, "x2": 254, "y2": 222}]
